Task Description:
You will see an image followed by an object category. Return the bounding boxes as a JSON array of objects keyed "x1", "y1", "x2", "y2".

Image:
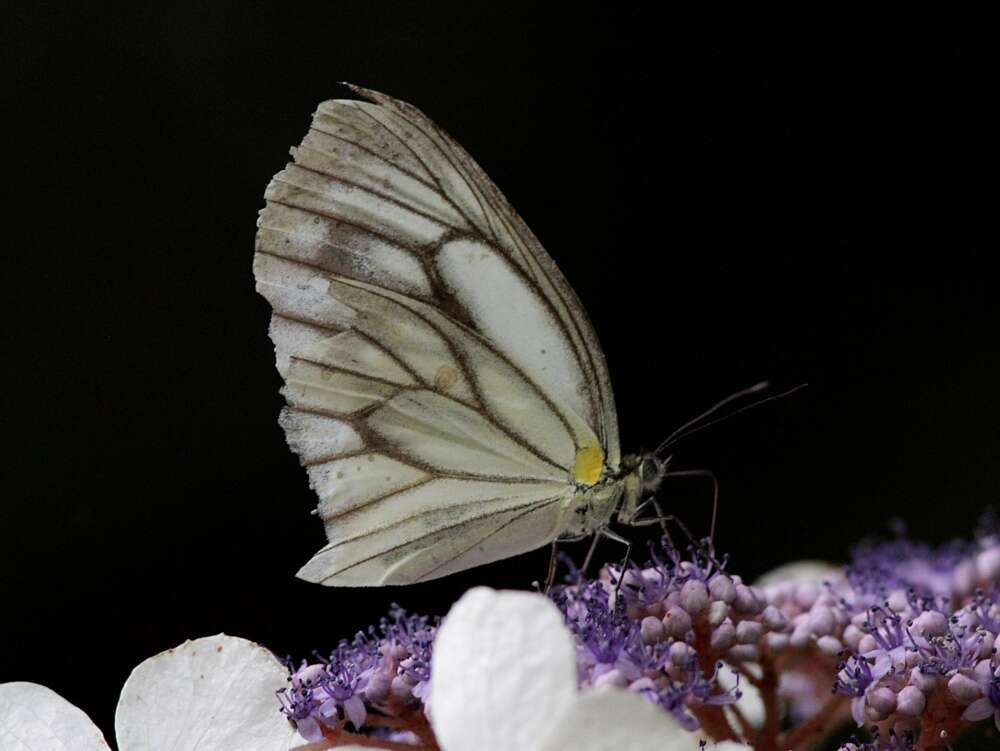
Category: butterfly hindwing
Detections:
[{"x1": 254, "y1": 87, "x2": 620, "y2": 584}]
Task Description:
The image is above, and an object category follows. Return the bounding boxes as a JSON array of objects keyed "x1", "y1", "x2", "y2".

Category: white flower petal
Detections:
[
  {"x1": 538, "y1": 688, "x2": 697, "y2": 751},
  {"x1": 0, "y1": 682, "x2": 110, "y2": 750},
  {"x1": 115, "y1": 633, "x2": 297, "y2": 751},
  {"x1": 430, "y1": 587, "x2": 576, "y2": 751},
  {"x1": 754, "y1": 560, "x2": 840, "y2": 587}
]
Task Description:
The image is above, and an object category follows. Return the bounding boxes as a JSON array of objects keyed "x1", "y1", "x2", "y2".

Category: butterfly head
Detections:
[
  {"x1": 614, "y1": 451, "x2": 670, "y2": 524},
  {"x1": 630, "y1": 451, "x2": 670, "y2": 494}
]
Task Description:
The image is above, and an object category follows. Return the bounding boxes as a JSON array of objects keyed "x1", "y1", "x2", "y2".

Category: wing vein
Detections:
[{"x1": 318, "y1": 495, "x2": 565, "y2": 582}]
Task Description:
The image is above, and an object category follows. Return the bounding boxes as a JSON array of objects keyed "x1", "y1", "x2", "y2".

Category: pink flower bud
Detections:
[
  {"x1": 952, "y1": 560, "x2": 977, "y2": 597},
  {"x1": 886, "y1": 590, "x2": 909, "y2": 613},
  {"x1": 857, "y1": 634, "x2": 878, "y2": 653},
  {"x1": 728, "y1": 644, "x2": 759, "y2": 662},
  {"x1": 843, "y1": 624, "x2": 864, "y2": 650},
  {"x1": 982, "y1": 627, "x2": 997, "y2": 653},
  {"x1": 808, "y1": 605, "x2": 836, "y2": 636},
  {"x1": 867, "y1": 687, "x2": 897, "y2": 719},
  {"x1": 709, "y1": 574, "x2": 736, "y2": 603},
  {"x1": 976, "y1": 547, "x2": 1000, "y2": 581},
  {"x1": 762, "y1": 605, "x2": 787, "y2": 631},
  {"x1": 734, "y1": 584, "x2": 760, "y2": 614},
  {"x1": 669, "y1": 641, "x2": 692, "y2": 663},
  {"x1": 708, "y1": 600, "x2": 729, "y2": 626},
  {"x1": 948, "y1": 673, "x2": 982, "y2": 705},
  {"x1": 910, "y1": 667, "x2": 937, "y2": 693},
  {"x1": 663, "y1": 606, "x2": 693, "y2": 639},
  {"x1": 737, "y1": 620, "x2": 764, "y2": 644},
  {"x1": 817, "y1": 635, "x2": 843, "y2": 655},
  {"x1": 593, "y1": 668, "x2": 628, "y2": 689},
  {"x1": 640, "y1": 615, "x2": 664, "y2": 644},
  {"x1": 795, "y1": 582, "x2": 820, "y2": 609},
  {"x1": 913, "y1": 610, "x2": 948, "y2": 638},
  {"x1": 790, "y1": 620, "x2": 813, "y2": 649},
  {"x1": 679, "y1": 580, "x2": 710, "y2": 615},
  {"x1": 896, "y1": 685, "x2": 926, "y2": 716},
  {"x1": 711, "y1": 622, "x2": 737, "y2": 651}
]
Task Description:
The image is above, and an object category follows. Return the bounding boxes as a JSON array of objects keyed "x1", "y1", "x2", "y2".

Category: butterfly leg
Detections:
[
  {"x1": 631, "y1": 496, "x2": 671, "y2": 536},
  {"x1": 541, "y1": 533, "x2": 591, "y2": 593},
  {"x1": 580, "y1": 532, "x2": 603, "y2": 575},
  {"x1": 630, "y1": 469, "x2": 719, "y2": 540},
  {"x1": 599, "y1": 527, "x2": 633, "y2": 602},
  {"x1": 627, "y1": 487, "x2": 723, "y2": 570},
  {"x1": 542, "y1": 540, "x2": 560, "y2": 594}
]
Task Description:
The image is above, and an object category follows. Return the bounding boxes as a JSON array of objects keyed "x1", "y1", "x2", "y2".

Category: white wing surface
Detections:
[{"x1": 254, "y1": 86, "x2": 619, "y2": 585}]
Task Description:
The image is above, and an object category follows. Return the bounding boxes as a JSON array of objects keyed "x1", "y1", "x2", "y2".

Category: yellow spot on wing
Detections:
[{"x1": 574, "y1": 444, "x2": 604, "y2": 486}]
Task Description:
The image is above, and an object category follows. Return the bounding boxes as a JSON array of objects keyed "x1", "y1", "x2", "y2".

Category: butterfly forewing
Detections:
[{"x1": 254, "y1": 86, "x2": 620, "y2": 585}]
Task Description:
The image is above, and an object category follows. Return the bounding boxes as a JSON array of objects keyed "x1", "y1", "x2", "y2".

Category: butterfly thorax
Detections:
[{"x1": 564, "y1": 451, "x2": 666, "y2": 536}]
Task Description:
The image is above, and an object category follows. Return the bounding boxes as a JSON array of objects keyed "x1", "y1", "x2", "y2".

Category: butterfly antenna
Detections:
[
  {"x1": 654, "y1": 382, "x2": 807, "y2": 457},
  {"x1": 654, "y1": 381, "x2": 766, "y2": 455}
]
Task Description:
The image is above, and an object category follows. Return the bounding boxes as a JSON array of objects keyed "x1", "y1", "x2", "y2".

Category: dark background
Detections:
[{"x1": 2, "y1": 2, "x2": 995, "y2": 744}]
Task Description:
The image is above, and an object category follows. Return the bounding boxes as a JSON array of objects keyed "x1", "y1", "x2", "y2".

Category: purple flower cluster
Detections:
[
  {"x1": 817, "y1": 529, "x2": 1000, "y2": 746},
  {"x1": 552, "y1": 525, "x2": 1000, "y2": 749},
  {"x1": 277, "y1": 605, "x2": 436, "y2": 742},
  {"x1": 275, "y1": 523, "x2": 1000, "y2": 751},
  {"x1": 550, "y1": 545, "x2": 772, "y2": 731}
]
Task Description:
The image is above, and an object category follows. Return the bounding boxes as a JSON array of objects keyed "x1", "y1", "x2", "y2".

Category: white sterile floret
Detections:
[
  {"x1": 0, "y1": 635, "x2": 297, "y2": 751},
  {"x1": 0, "y1": 682, "x2": 110, "y2": 750},
  {"x1": 429, "y1": 586, "x2": 747, "y2": 751}
]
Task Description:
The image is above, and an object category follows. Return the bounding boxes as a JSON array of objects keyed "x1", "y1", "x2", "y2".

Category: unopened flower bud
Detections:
[
  {"x1": 857, "y1": 634, "x2": 878, "y2": 653},
  {"x1": 728, "y1": 644, "x2": 759, "y2": 662},
  {"x1": 679, "y1": 580, "x2": 710, "y2": 616},
  {"x1": 948, "y1": 673, "x2": 982, "y2": 705},
  {"x1": 593, "y1": 668, "x2": 628, "y2": 689},
  {"x1": 886, "y1": 590, "x2": 908, "y2": 613},
  {"x1": 795, "y1": 582, "x2": 820, "y2": 610},
  {"x1": 952, "y1": 560, "x2": 977, "y2": 596},
  {"x1": 762, "y1": 605, "x2": 787, "y2": 631},
  {"x1": 866, "y1": 686, "x2": 896, "y2": 719},
  {"x1": 976, "y1": 547, "x2": 1000, "y2": 581},
  {"x1": 790, "y1": 621, "x2": 813, "y2": 649},
  {"x1": 391, "y1": 674, "x2": 415, "y2": 699},
  {"x1": 365, "y1": 670, "x2": 393, "y2": 703},
  {"x1": 710, "y1": 574, "x2": 736, "y2": 603},
  {"x1": 711, "y1": 622, "x2": 736, "y2": 651},
  {"x1": 843, "y1": 624, "x2": 864, "y2": 650},
  {"x1": 640, "y1": 616, "x2": 664, "y2": 644},
  {"x1": 910, "y1": 667, "x2": 937, "y2": 693},
  {"x1": 808, "y1": 606, "x2": 836, "y2": 636},
  {"x1": 669, "y1": 641, "x2": 692, "y2": 663},
  {"x1": 708, "y1": 600, "x2": 729, "y2": 626},
  {"x1": 734, "y1": 584, "x2": 759, "y2": 614},
  {"x1": 913, "y1": 610, "x2": 948, "y2": 638},
  {"x1": 896, "y1": 685, "x2": 926, "y2": 716},
  {"x1": 663, "y1": 606, "x2": 693, "y2": 639},
  {"x1": 817, "y1": 635, "x2": 843, "y2": 655},
  {"x1": 737, "y1": 620, "x2": 764, "y2": 644}
]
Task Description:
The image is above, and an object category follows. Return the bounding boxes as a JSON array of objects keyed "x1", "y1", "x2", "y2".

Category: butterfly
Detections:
[{"x1": 254, "y1": 85, "x2": 753, "y2": 586}]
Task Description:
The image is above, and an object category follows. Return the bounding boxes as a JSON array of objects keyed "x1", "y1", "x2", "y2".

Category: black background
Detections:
[{"x1": 2, "y1": 3, "x2": 996, "y2": 744}]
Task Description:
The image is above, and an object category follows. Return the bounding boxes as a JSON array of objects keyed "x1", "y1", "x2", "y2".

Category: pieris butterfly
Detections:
[{"x1": 254, "y1": 85, "x2": 733, "y2": 586}]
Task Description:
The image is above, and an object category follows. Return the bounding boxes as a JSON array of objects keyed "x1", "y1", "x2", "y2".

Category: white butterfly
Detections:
[{"x1": 254, "y1": 85, "x2": 731, "y2": 586}]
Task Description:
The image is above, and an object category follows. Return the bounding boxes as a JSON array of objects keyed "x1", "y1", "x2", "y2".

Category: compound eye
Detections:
[{"x1": 639, "y1": 456, "x2": 659, "y2": 482}]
